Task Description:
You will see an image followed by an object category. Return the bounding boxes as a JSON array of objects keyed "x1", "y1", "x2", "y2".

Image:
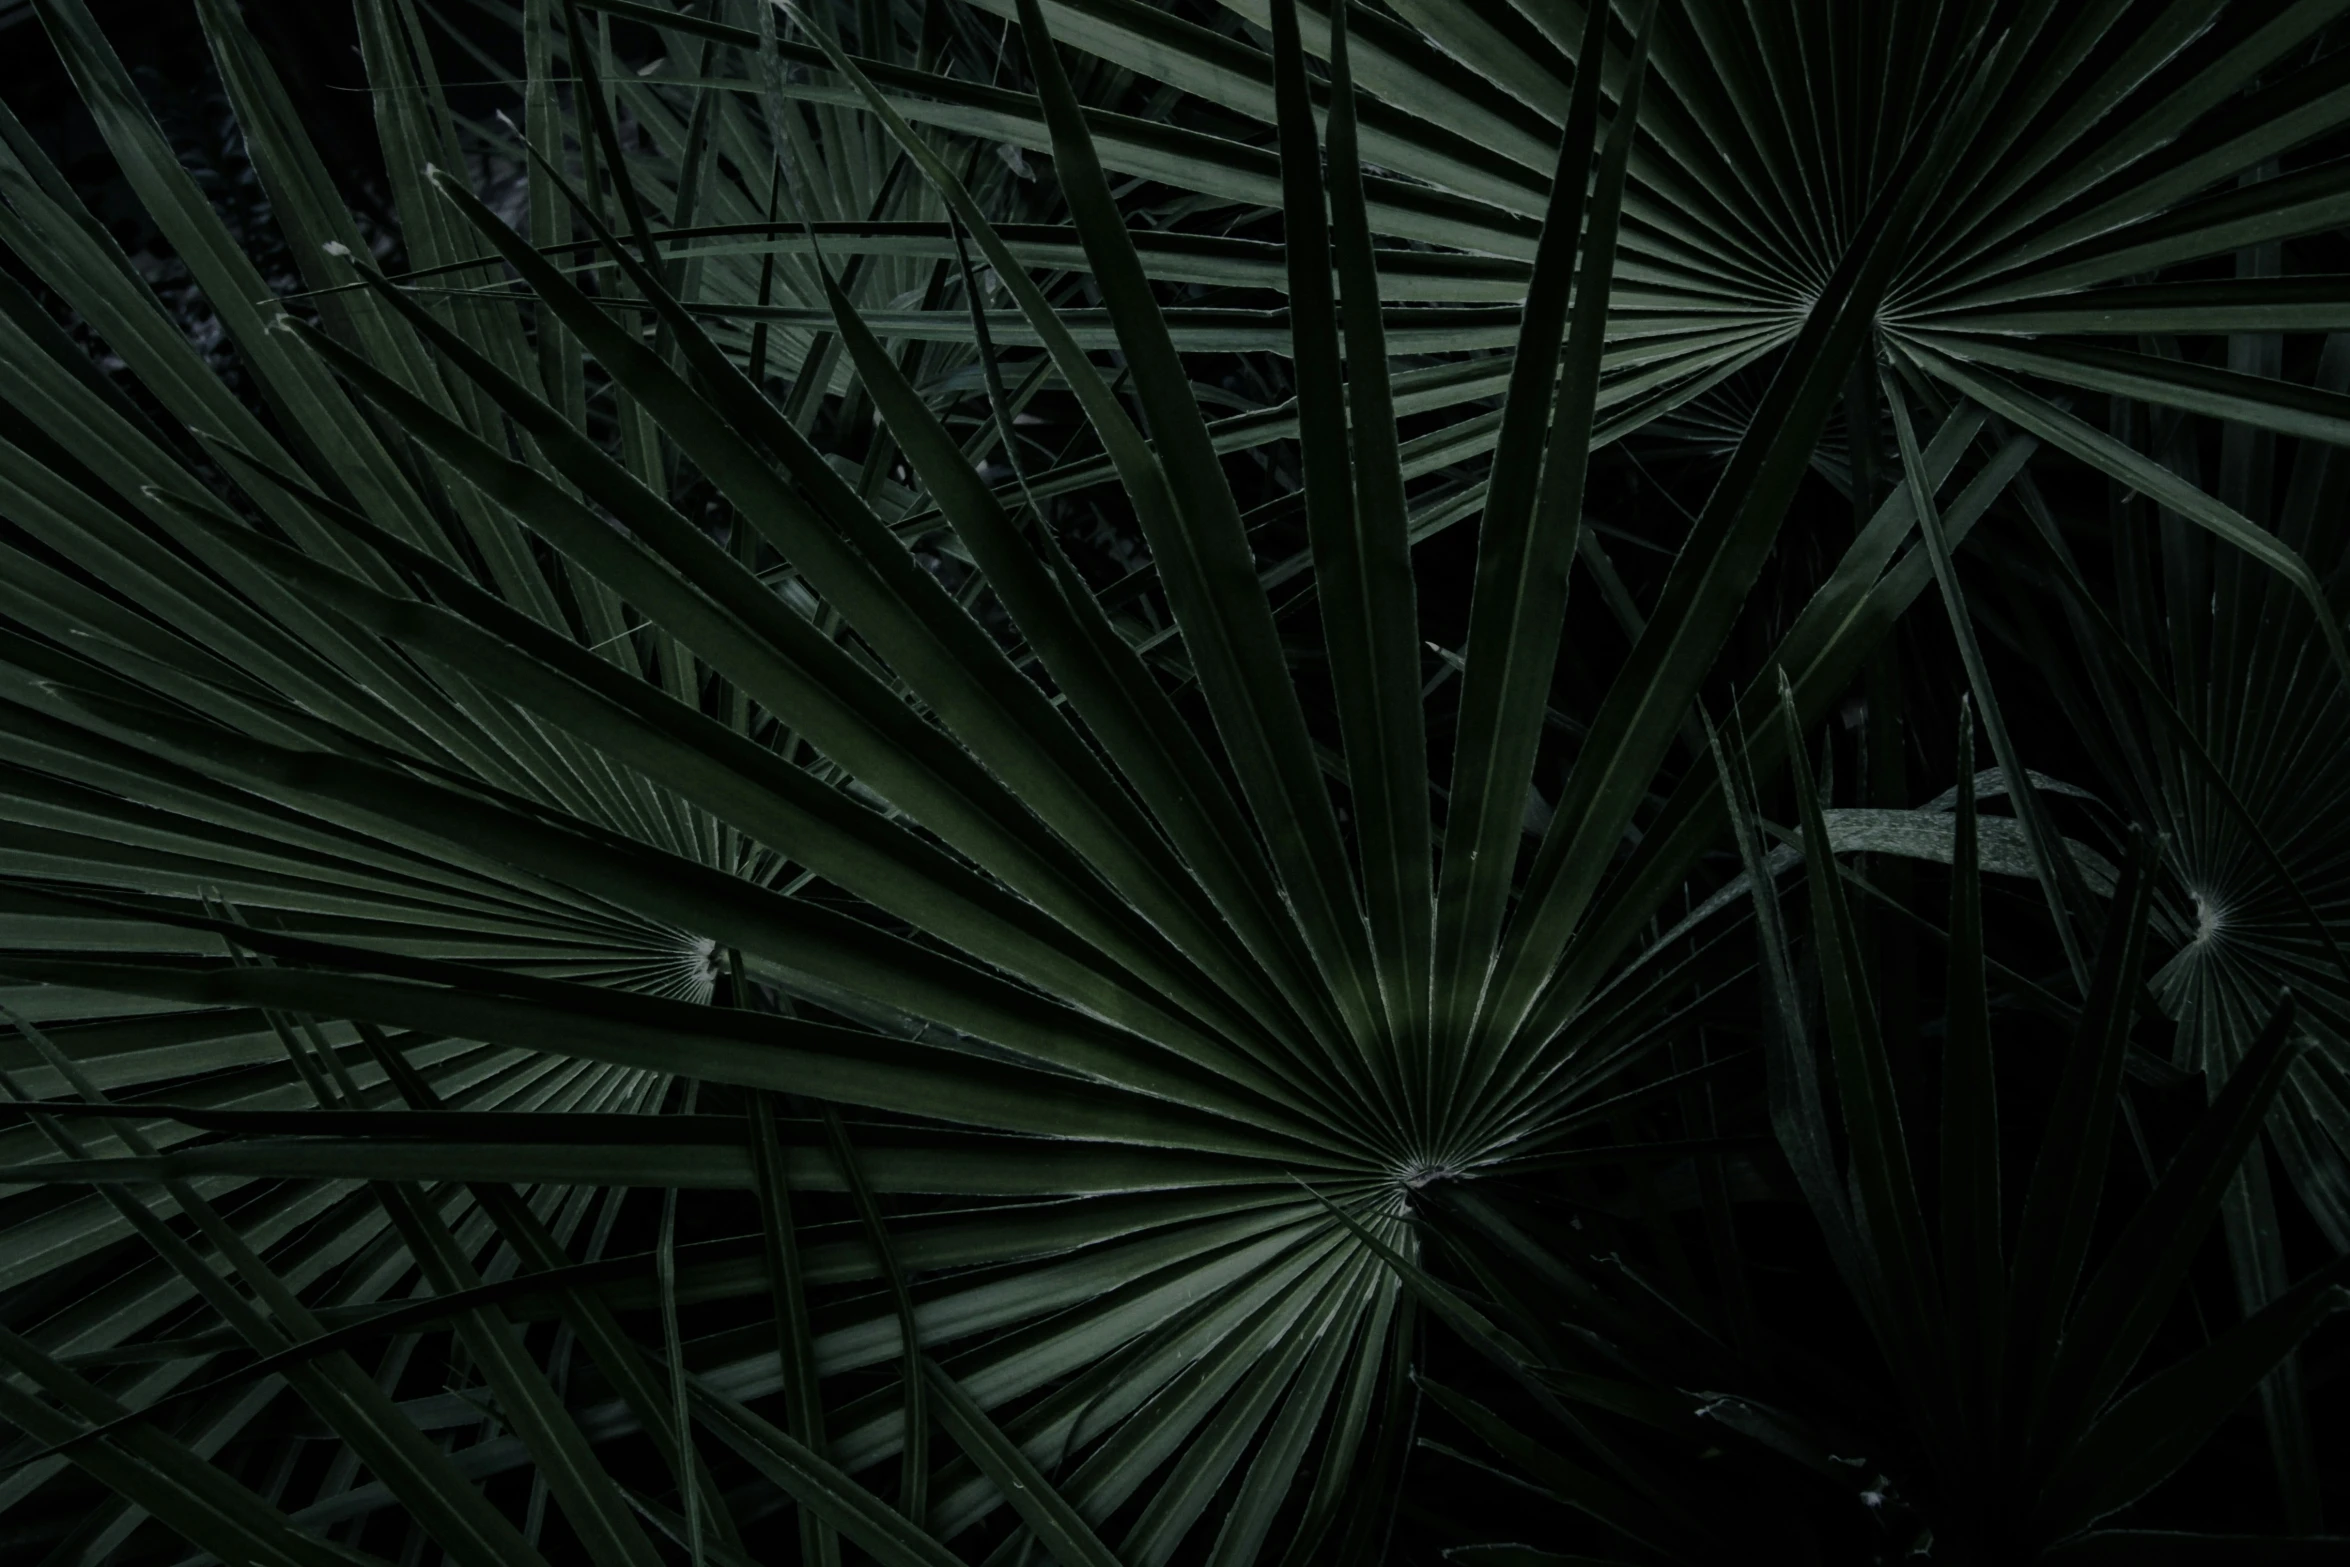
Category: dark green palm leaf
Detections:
[{"x1": 2, "y1": 1, "x2": 2346, "y2": 1561}]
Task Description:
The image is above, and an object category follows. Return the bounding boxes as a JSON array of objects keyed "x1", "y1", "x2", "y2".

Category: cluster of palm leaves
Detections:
[{"x1": 1, "y1": 0, "x2": 2348, "y2": 1561}]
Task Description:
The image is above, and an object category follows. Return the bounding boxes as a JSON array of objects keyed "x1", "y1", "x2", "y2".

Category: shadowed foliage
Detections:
[{"x1": 0, "y1": 0, "x2": 2346, "y2": 1562}]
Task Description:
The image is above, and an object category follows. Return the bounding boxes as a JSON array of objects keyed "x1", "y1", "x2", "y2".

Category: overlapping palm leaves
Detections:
[
  {"x1": 687, "y1": 1, "x2": 2350, "y2": 587},
  {"x1": 2004, "y1": 275, "x2": 2350, "y2": 1532},
  {"x1": 1379, "y1": 707, "x2": 2350, "y2": 1563},
  {"x1": 0, "y1": 0, "x2": 2347, "y2": 1562}
]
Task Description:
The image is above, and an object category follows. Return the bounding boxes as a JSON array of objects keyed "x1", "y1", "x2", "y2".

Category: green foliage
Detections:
[{"x1": 0, "y1": 0, "x2": 2345, "y2": 1561}]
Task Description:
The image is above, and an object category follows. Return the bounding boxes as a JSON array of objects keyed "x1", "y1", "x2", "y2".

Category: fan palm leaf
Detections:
[{"x1": 0, "y1": 0, "x2": 2344, "y2": 1562}]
